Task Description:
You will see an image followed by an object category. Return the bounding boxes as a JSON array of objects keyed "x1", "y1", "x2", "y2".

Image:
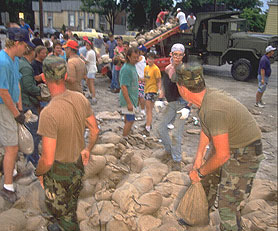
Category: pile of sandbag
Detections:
[
  {"x1": 76, "y1": 131, "x2": 193, "y2": 231},
  {"x1": 0, "y1": 121, "x2": 277, "y2": 231},
  {"x1": 131, "y1": 21, "x2": 178, "y2": 46}
]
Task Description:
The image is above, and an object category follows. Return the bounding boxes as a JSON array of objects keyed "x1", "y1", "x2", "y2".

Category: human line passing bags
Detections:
[{"x1": 176, "y1": 182, "x2": 209, "y2": 226}]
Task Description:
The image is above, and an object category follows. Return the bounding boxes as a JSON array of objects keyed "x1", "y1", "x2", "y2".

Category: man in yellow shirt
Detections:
[{"x1": 143, "y1": 52, "x2": 161, "y2": 136}]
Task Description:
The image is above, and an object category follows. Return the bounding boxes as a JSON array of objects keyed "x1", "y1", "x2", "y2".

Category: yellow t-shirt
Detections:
[{"x1": 144, "y1": 64, "x2": 161, "y2": 93}]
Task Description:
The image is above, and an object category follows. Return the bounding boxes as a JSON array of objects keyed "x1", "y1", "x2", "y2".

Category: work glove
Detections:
[
  {"x1": 15, "y1": 111, "x2": 26, "y2": 125},
  {"x1": 177, "y1": 107, "x2": 190, "y2": 120},
  {"x1": 155, "y1": 100, "x2": 165, "y2": 113}
]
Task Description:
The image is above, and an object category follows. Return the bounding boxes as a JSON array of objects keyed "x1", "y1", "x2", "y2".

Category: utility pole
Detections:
[
  {"x1": 39, "y1": 0, "x2": 43, "y2": 38},
  {"x1": 214, "y1": 0, "x2": 217, "y2": 11}
]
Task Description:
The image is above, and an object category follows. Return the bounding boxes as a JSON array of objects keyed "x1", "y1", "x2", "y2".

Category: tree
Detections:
[
  {"x1": 178, "y1": 0, "x2": 266, "y2": 32},
  {"x1": 125, "y1": 0, "x2": 173, "y2": 30},
  {"x1": 178, "y1": 0, "x2": 263, "y2": 13},
  {"x1": 81, "y1": 0, "x2": 126, "y2": 33},
  {"x1": 1, "y1": 0, "x2": 34, "y2": 28},
  {"x1": 240, "y1": 8, "x2": 267, "y2": 32}
]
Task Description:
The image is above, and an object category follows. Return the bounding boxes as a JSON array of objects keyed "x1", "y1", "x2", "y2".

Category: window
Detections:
[
  {"x1": 211, "y1": 22, "x2": 228, "y2": 34},
  {"x1": 69, "y1": 14, "x2": 75, "y2": 27},
  {"x1": 99, "y1": 15, "x2": 106, "y2": 31},
  {"x1": 47, "y1": 17, "x2": 53, "y2": 28}
]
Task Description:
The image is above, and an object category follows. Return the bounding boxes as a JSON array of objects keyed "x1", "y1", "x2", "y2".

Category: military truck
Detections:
[{"x1": 147, "y1": 11, "x2": 278, "y2": 81}]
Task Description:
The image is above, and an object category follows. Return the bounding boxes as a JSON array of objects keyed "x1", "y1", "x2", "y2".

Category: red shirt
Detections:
[{"x1": 156, "y1": 11, "x2": 167, "y2": 24}]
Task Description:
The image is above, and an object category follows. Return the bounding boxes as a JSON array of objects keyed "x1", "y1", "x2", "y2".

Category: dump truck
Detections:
[{"x1": 145, "y1": 11, "x2": 278, "y2": 81}]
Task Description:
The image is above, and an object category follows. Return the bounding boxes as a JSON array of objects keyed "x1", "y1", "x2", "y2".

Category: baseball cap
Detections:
[
  {"x1": 177, "y1": 8, "x2": 181, "y2": 12},
  {"x1": 98, "y1": 33, "x2": 103, "y2": 39},
  {"x1": 115, "y1": 36, "x2": 123, "y2": 40},
  {"x1": 138, "y1": 44, "x2": 147, "y2": 53},
  {"x1": 82, "y1": 36, "x2": 89, "y2": 40},
  {"x1": 43, "y1": 56, "x2": 67, "y2": 81},
  {"x1": 175, "y1": 62, "x2": 205, "y2": 93},
  {"x1": 63, "y1": 39, "x2": 79, "y2": 50},
  {"x1": 171, "y1": 43, "x2": 185, "y2": 53},
  {"x1": 7, "y1": 28, "x2": 35, "y2": 48},
  {"x1": 265, "y1": 45, "x2": 276, "y2": 53},
  {"x1": 83, "y1": 37, "x2": 92, "y2": 45}
]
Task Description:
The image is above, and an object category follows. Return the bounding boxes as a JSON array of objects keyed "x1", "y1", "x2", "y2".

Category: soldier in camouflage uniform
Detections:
[
  {"x1": 35, "y1": 56, "x2": 99, "y2": 231},
  {"x1": 175, "y1": 63, "x2": 263, "y2": 231}
]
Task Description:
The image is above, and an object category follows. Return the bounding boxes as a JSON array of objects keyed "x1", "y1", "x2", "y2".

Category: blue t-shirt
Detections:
[
  {"x1": 106, "y1": 40, "x2": 117, "y2": 58},
  {"x1": 20, "y1": 23, "x2": 31, "y2": 31},
  {"x1": 79, "y1": 46, "x2": 87, "y2": 57},
  {"x1": 119, "y1": 63, "x2": 139, "y2": 107},
  {"x1": 258, "y1": 54, "x2": 271, "y2": 77},
  {"x1": 0, "y1": 50, "x2": 22, "y2": 104}
]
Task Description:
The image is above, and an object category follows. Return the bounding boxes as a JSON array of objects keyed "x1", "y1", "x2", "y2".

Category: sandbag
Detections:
[
  {"x1": 112, "y1": 182, "x2": 139, "y2": 213},
  {"x1": 176, "y1": 182, "x2": 209, "y2": 226},
  {"x1": 18, "y1": 124, "x2": 34, "y2": 154},
  {"x1": 84, "y1": 155, "x2": 106, "y2": 179},
  {"x1": 135, "y1": 191, "x2": 163, "y2": 215},
  {"x1": 138, "y1": 215, "x2": 162, "y2": 231},
  {"x1": 0, "y1": 208, "x2": 27, "y2": 231}
]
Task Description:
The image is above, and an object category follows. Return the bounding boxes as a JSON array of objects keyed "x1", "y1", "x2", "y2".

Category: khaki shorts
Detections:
[{"x1": 0, "y1": 104, "x2": 18, "y2": 146}]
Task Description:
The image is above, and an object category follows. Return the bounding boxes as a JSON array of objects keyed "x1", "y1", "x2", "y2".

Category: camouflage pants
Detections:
[
  {"x1": 201, "y1": 140, "x2": 263, "y2": 231},
  {"x1": 43, "y1": 157, "x2": 84, "y2": 231}
]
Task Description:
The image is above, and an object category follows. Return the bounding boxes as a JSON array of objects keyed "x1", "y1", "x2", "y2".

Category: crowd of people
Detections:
[{"x1": 0, "y1": 13, "x2": 275, "y2": 231}]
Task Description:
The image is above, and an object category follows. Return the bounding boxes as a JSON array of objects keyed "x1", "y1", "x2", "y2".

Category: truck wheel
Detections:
[{"x1": 231, "y1": 58, "x2": 252, "y2": 81}]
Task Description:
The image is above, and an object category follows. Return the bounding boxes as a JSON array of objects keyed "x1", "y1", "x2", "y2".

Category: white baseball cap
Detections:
[
  {"x1": 171, "y1": 43, "x2": 185, "y2": 53},
  {"x1": 265, "y1": 45, "x2": 276, "y2": 53},
  {"x1": 177, "y1": 8, "x2": 181, "y2": 12}
]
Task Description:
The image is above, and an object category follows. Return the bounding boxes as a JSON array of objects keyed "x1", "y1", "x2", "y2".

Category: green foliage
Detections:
[
  {"x1": 81, "y1": 0, "x2": 125, "y2": 33},
  {"x1": 2, "y1": 0, "x2": 34, "y2": 28},
  {"x1": 240, "y1": 8, "x2": 267, "y2": 32},
  {"x1": 224, "y1": 0, "x2": 263, "y2": 11},
  {"x1": 178, "y1": 0, "x2": 263, "y2": 13},
  {"x1": 126, "y1": 0, "x2": 173, "y2": 30}
]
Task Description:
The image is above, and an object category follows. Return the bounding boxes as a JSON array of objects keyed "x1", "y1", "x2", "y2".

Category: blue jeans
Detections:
[
  {"x1": 157, "y1": 99, "x2": 187, "y2": 162},
  {"x1": 23, "y1": 105, "x2": 41, "y2": 167},
  {"x1": 110, "y1": 65, "x2": 120, "y2": 90},
  {"x1": 257, "y1": 75, "x2": 269, "y2": 93}
]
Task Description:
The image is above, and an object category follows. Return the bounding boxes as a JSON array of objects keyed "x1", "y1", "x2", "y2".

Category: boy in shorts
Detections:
[
  {"x1": 119, "y1": 47, "x2": 139, "y2": 137},
  {"x1": 143, "y1": 52, "x2": 161, "y2": 136}
]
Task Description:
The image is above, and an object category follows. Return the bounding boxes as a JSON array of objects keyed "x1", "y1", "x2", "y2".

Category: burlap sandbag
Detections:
[
  {"x1": 18, "y1": 124, "x2": 34, "y2": 154},
  {"x1": 0, "y1": 208, "x2": 27, "y2": 231},
  {"x1": 176, "y1": 182, "x2": 209, "y2": 226}
]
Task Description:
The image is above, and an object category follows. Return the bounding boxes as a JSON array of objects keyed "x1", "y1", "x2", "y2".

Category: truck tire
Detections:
[{"x1": 231, "y1": 58, "x2": 252, "y2": 81}]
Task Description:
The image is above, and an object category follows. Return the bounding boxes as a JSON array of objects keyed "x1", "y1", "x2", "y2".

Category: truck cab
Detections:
[{"x1": 149, "y1": 11, "x2": 278, "y2": 81}]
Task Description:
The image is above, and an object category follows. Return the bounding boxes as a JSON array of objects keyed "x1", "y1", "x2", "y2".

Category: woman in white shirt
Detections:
[{"x1": 81, "y1": 39, "x2": 97, "y2": 104}]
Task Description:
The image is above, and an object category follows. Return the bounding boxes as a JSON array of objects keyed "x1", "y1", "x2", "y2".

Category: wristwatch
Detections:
[
  {"x1": 197, "y1": 168, "x2": 205, "y2": 179},
  {"x1": 34, "y1": 170, "x2": 42, "y2": 177}
]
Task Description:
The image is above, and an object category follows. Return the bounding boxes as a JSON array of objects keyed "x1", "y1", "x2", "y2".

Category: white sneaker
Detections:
[
  {"x1": 254, "y1": 102, "x2": 264, "y2": 108},
  {"x1": 260, "y1": 100, "x2": 266, "y2": 105},
  {"x1": 140, "y1": 110, "x2": 146, "y2": 116},
  {"x1": 167, "y1": 123, "x2": 175, "y2": 129}
]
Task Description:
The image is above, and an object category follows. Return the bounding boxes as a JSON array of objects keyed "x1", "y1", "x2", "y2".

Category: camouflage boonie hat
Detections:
[
  {"x1": 175, "y1": 62, "x2": 205, "y2": 93},
  {"x1": 43, "y1": 56, "x2": 67, "y2": 81}
]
